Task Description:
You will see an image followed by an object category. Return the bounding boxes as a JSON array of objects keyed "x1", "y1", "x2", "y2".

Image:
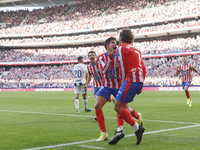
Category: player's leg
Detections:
[
  {"x1": 111, "y1": 88, "x2": 125, "y2": 135},
  {"x1": 129, "y1": 107, "x2": 143, "y2": 126},
  {"x1": 184, "y1": 81, "x2": 192, "y2": 106},
  {"x1": 95, "y1": 86, "x2": 111, "y2": 141},
  {"x1": 109, "y1": 81, "x2": 144, "y2": 145},
  {"x1": 74, "y1": 86, "x2": 80, "y2": 113},
  {"x1": 95, "y1": 95, "x2": 109, "y2": 141},
  {"x1": 108, "y1": 95, "x2": 115, "y2": 103},
  {"x1": 93, "y1": 87, "x2": 100, "y2": 121},
  {"x1": 81, "y1": 86, "x2": 92, "y2": 112}
]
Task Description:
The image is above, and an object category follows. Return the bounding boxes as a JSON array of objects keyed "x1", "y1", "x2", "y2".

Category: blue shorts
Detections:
[
  {"x1": 96, "y1": 86, "x2": 118, "y2": 100},
  {"x1": 182, "y1": 81, "x2": 191, "y2": 90},
  {"x1": 116, "y1": 81, "x2": 143, "y2": 103},
  {"x1": 93, "y1": 87, "x2": 100, "y2": 96}
]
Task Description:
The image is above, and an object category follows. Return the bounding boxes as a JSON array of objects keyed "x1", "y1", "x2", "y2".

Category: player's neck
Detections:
[{"x1": 91, "y1": 60, "x2": 96, "y2": 65}]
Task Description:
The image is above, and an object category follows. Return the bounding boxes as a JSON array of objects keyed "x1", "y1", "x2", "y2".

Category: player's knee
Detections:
[
  {"x1": 94, "y1": 103, "x2": 102, "y2": 110},
  {"x1": 114, "y1": 105, "x2": 120, "y2": 113}
]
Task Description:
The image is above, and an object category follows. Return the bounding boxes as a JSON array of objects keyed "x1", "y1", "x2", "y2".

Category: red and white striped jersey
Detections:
[
  {"x1": 178, "y1": 63, "x2": 193, "y2": 82},
  {"x1": 87, "y1": 61, "x2": 104, "y2": 88},
  {"x1": 117, "y1": 43, "x2": 146, "y2": 83},
  {"x1": 97, "y1": 52, "x2": 121, "y2": 89}
]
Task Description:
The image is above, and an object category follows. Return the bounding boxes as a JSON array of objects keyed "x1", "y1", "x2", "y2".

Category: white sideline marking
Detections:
[
  {"x1": 79, "y1": 145, "x2": 104, "y2": 149},
  {"x1": 0, "y1": 109, "x2": 199, "y2": 125},
  {"x1": 126, "y1": 124, "x2": 200, "y2": 137},
  {"x1": 22, "y1": 124, "x2": 200, "y2": 150}
]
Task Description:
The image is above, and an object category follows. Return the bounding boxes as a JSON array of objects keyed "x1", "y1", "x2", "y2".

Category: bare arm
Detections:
[
  {"x1": 84, "y1": 73, "x2": 92, "y2": 90},
  {"x1": 191, "y1": 65, "x2": 200, "y2": 75},
  {"x1": 176, "y1": 66, "x2": 180, "y2": 76}
]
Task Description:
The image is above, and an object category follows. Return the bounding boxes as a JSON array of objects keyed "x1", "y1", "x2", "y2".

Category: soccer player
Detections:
[
  {"x1": 84, "y1": 50, "x2": 114, "y2": 101},
  {"x1": 73, "y1": 56, "x2": 92, "y2": 113},
  {"x1": 95, "y1": 37, "x2": 143, "y2": 142},
  {"x1": 176, "y1": 56, "x2": 200, "y2": 107},
  {"x1": 84, "y1": 50, "x2": 115, "y2": 121},
  {"x1": 108, "y1": 29, "x2": 146, "y2": 145}
]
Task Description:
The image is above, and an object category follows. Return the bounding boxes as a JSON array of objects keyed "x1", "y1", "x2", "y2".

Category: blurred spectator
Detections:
[
  {"x1": 0, "y1": 55, "x2": 199, "y2": 88},
  {"x1": 1, "y1": 36, "x2": 200, "y2": 62}
]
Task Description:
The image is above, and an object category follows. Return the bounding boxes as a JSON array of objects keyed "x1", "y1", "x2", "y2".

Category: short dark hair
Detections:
[
  {"x1": 104, "y1": 37, "x2": 116, "y2": 50},
  {"x1": 78, "y1": 56, "x2": 83, "y2": 62},
  {"x1": 88, "y1": 50, "x2": 96, "y2": 57},
  {"x1": 119, "y1": 28, "x2": 134, "y2": 44}
]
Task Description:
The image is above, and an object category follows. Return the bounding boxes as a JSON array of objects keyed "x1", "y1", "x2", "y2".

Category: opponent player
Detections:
[
  {"x1": 95, "y1": 37, "x2": 143, "y2": 142},
  {"x1": 109, "y1": 29, "x2": 146, "y2": 145},
  {"x1": 73, "y1": 56, "x2": 92, "y2": 113},
  {"x1": 176, "y1": 56, "x2": 200, "y2": 107}
]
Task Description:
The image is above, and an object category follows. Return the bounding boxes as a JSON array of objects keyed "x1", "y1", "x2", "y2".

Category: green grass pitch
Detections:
[{"x1": 0, "y1": 91, "x2": 200, "y2": 150}]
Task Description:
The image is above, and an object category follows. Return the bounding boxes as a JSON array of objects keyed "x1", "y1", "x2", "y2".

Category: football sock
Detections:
[
  {"x1": 117, "y1": 113, "x2": 124, "y2": 131},
  {"x1": 119, "y1": 108, "x2": 138, "y2": 131},
  {"x1": 95, "y1": 110, "x2": 106, "y2": 133},
  {"x1": 130, "y1": 107, "x2": 140, "y2": 119},
  {"x1": 83, "y1": 98, "x2": 88, "y2": 109},
  {"x1": 185, "y1": 90, "x2": 190, "y2": 99},
  {"x1": 133, "y1": 122, "x2": 139, "y2": 131},
  {"x1": 74, "y1": 98, "x2": 79, "y2": 111}
]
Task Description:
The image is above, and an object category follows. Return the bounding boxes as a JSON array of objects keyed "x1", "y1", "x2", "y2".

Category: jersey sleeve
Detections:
[{"x1": 97, "y1": 54, "x2": 112, "y2": 74}]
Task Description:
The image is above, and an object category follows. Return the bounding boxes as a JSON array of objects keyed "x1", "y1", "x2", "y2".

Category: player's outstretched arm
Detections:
[{"x1": 191, "y1": 65, "x2": 200, "y2": 75}]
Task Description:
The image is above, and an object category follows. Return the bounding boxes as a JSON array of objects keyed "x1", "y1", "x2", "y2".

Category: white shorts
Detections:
[{"x1": 74, "y1": 85, "x2": 86, "y2": 94}]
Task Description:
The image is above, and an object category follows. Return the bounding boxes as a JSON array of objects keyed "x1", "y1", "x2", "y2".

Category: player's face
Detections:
[
  {"x1": 183, "y1": 57, "x2": 187, "y2": 64},
  {"x1": 107, "y1": 40, "x2": 117, "y2": 53},
  {"x1": 88, "y1": 53, "x2": 96, "y2": 61}
]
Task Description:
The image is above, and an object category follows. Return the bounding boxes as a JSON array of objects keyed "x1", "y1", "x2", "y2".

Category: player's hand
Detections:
[
  {"x1": 109, "y1": 50, "x2": 115, "y2": 60},
  {"x1": 137, "y1": 89, "x2": 143, "y2": 95},
  {"x1": 108, "y1": 95, "x2": 115, "y2": 102},
  {"x1": 84, "y1": 85, "x2": 88, "y2": 90}
]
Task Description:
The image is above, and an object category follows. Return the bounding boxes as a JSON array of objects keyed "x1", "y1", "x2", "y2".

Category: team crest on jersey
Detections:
[
  {"x1": 94, "y1": 73, "x2": 101, "y2": 80},
  {"x1": 109, "y1": 69, "x2": 115, "y2": 76},
  {"x1": 183, "y1": 70, "x2": 187, "y2": 75}
]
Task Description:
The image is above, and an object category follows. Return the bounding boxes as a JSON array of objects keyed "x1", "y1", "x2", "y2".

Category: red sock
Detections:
[
  {"x1": 117, "y1": 113, "x2": 124, "y2": 127},
  {"x1": 130, "y1": 107, "x2": 139, "y2": 119},
  {"x1": 185, "y1": 90, "x2": 190, "y2": 99},
  {"x1": 95, "y1": 110, "x2": 106, "y2": 132},
  {"x1": 119, "y1": 108, "x2": 136, "y2": 126}
]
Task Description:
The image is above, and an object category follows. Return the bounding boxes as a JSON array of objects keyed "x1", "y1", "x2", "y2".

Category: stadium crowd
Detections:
[
  {"x1": 0, "y1": 55, "x2": 200, "y2": 88},
  {"x1": 0, "y1": 0, "x2": 200, "y2": 89},
  {"x1": 1, "y1": 36, "x2": 200, "y2": 62},
  {"x1": 1, "y1": 19, "x2": 200, "y2": 44},
  {"x1": 0, "y1": 0, "x2": 199, "y2": 36}
]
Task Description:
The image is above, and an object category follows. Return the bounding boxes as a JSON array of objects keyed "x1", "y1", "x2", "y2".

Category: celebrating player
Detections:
[
  {"x1": 94, "y1": 37, "x2": 143, "y2": 142},
  {"x1": 108, "y1": 29, "x2": 146, "y2": 145},
  {"x1": 94, "y1": 37, "x2": 122, "y2": 141},
  {"x1": 176, "y1": 56, "x2": 200, "y2": 107},
  {"x1": 73, "y1": 56, "x2": 92, "y2": 113},
  {"x1": 84, "y1": 51, "x2": 114, "y2": 101}
]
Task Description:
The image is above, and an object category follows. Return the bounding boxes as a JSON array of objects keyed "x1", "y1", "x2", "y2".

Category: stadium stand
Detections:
[{"x1": 0, "y1": 0, "x2": 200, "y2": 88}]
